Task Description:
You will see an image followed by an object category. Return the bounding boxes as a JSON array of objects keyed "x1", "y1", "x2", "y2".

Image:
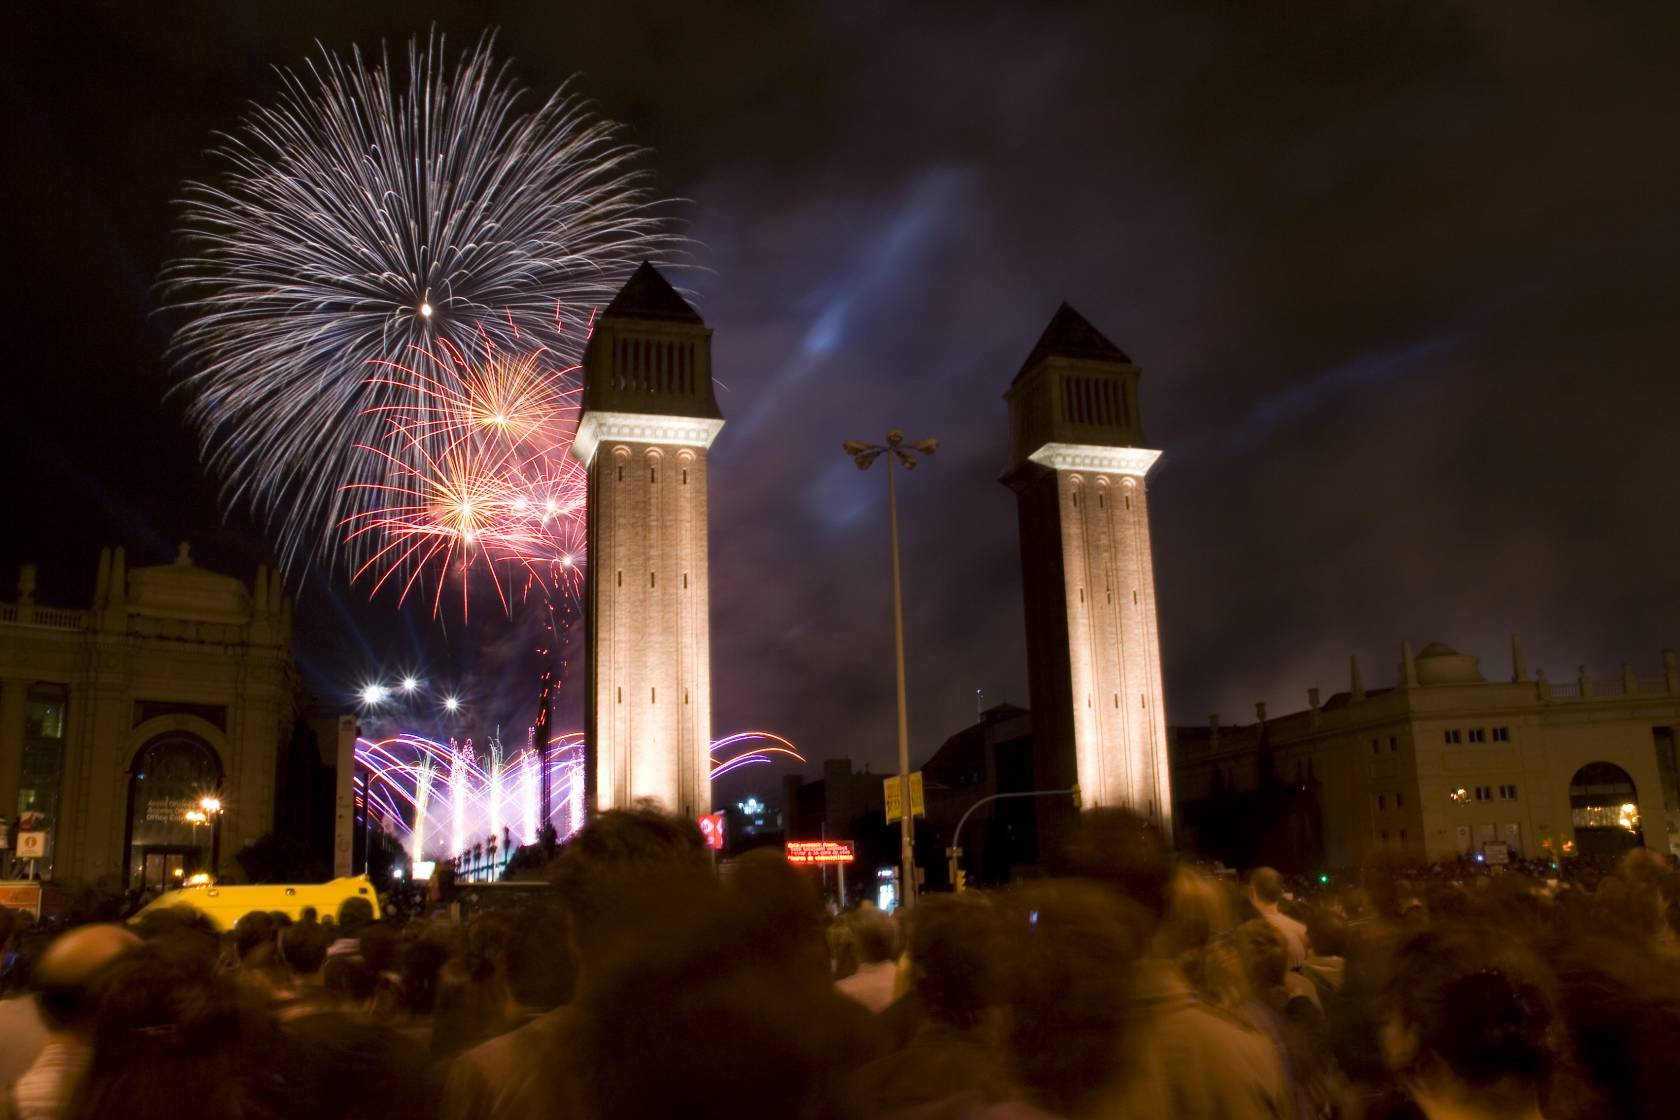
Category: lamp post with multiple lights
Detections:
[
  {"x1": 183, "y1": 794, "x2": 223, "y2": 878},
  {"x1": 843, "y1": 430, "x2": 937, "y2": 908}
]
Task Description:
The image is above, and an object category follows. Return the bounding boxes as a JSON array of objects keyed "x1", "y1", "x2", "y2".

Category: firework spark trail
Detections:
[
  {"x1": 357, "y1": 731, "x2": 804, "y2": 859},
  {"x1": 341, "y1": 337, "x2": 589, "y2": 613},
  {"x1": 163, "y1": 30, "x2": 678, "y2": 576}
]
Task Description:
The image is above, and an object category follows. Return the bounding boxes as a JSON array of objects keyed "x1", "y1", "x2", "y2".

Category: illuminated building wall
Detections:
[
  {"x1": 1004, "y1": 304, "x2": 1173, "y2": 838},
  {"x1": 573, "y1": 264, "x2": 722, "y2": 818},
  {"x1": 1170, "y1": 639, "x2": 1680, "y2": 868},
  {"x1": 0, "y1": 545, "x2": 294, "y2": 886}
]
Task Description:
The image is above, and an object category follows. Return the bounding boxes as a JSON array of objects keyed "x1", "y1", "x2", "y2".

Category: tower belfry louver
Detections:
[
  {"x1": 572, "y1": 263, "x2": 722, "y2": 818},
  {"x1": 1003, "y1": 303, "x2": 1172, "y2": 836}
]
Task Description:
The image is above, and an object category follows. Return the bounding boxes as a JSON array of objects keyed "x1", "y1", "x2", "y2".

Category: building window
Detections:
[
  {"x1": 1396, "y1": 792, "x2": 1405, "y2": 808},
  {"x1": 1400, "y1": 829, "x2": 1408, "y2": 843},
  {"x1": 1492, "y1": 727, "x2": 1510, "y2": 742},
  {"x1": 650, "y1": 467, "x2": 657, "y2": 483},
  {"x1": 19, "y1": 686, "x2": 69, "y2": 880},
  {"x1": 1380, "y1": 830, "x2": 1389, "y2": 842},
  {"x1": 1390, "y1": 736, "x2": 1398, "y2": 752},
  {"x1": 1474, "y1": 786, "x2": 1493, "y2": 802},
  {"x1": 1377, "y1": 794, "x2": 1386, "y2": 810},
  {"x1": 1444, "y1": 729, "x2": 1462, "y2": 745},
  {"x1": 617, "y1": 465, "x2": 624, "y2": 482},
  {"x1": 1372, "y1": 739, "x2": 1380, "y2": 755},
  {"x1": 1499, "y1": 784, "x2": 1518, "y2": 800},
  {"x1": 1469, "y1": 728, "x2": 1487, "y2": 743},
  {"x1": 682, "y1": 469, "x2": 689, "y2": 485}
]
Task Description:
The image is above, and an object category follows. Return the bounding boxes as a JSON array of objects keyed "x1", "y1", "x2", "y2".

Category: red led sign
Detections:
[{"x1": 785, "y1": 840, "x2": 856, "y2": 865}]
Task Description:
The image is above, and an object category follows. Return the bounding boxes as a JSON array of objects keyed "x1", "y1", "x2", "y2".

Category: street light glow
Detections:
[
  {"x1": 199, "y1": 796, "x2": 222, "y2": 814},
  {"x1": 444, "y1": 696, "x2": 461, "y2": 713},
  {"x1": 400, "y1": 676, "x2": 419, "y2": 693},
  {"x1": 360, "y1": 683, "x2": 389, "y2": 706}
]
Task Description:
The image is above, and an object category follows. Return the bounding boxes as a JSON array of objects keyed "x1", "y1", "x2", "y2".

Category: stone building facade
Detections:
[
  {"x1": 1170, "y1": 638, "x2": 1680, "y2": 871},
  {"x1": 573, "y1": 263, "x2": 722, "y2": 819},
  {"x1": 0, "y1": 544, "x2": 294, "y2": 887}
]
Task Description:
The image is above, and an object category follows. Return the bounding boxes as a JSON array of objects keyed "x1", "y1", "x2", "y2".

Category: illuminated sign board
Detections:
[
  {"x1": 785, "y1": 840, "x2": 855, "y2": 865},
  {"x1": 698, "y1": 812, "x2": 727, "y2": 851}
]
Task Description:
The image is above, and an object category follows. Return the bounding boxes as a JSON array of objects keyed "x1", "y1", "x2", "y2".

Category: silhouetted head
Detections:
[
  {"x1": 1380, "y1": 925, "x2": 1559, "y2": 1111},
  {"x1": 34, "y1": 923, "x2": 139, "y2": 1033},
  {"x1": 335, "y1": 896, "x2": 375, "y2": 936},
  {"x1": 906, "y1": 893, "x2": 1002, "y2": 1030},
  {"x1": 846, "y1": 906, "x2": 898, "y2": 966},
  {"x1": 549, "y1": 803, "x2": 711, "y2": 969},
  {"x1": 1248, "y1": 867, "x2": 1286, "y2": 906},
  {"x1": 1002, "y1": 881, "x2": 1146, "y2": 1116},
  {"x1": 73, "y1": 939, "x2": 273, "y2": 1120},
  {"x1": 1056, "y1": 808, "x2": 1173, "y2": 926},
  {"x1": 277, "y1": 921, "x2": 331, "y2": 978}
]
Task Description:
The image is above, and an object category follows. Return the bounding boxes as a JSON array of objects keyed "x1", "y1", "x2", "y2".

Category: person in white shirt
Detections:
[
  {"x1": 834, "y1": 907, "x2": 899, "y2": 1013},
  {"x1": 1247, "y1": 867, "x2": 1307, "y2": 971}
]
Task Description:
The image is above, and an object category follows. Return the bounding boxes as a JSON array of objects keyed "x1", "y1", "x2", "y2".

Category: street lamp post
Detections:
[
  {"x1": 843, "y1": 430, "x2": 937, "y2": 908},
  {"x1": 198, "y1": 795, "x2": 224, "y2": 877}
]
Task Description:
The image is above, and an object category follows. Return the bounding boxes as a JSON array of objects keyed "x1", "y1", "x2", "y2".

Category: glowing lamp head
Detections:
[
  {"x1": 200, "y1": 796, "x2": 222, "y2": 814},
  {"x1": 444, "y1": 696, "x2": 461, "y2": 713},
  {"x1": 401, "y1": 676, "x2": 419, "y2": 693},
  {"x1": 360, "y1": 683, "x2": 389, "y2": 706}
]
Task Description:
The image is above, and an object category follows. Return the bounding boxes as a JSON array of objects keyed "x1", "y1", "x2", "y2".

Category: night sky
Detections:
[{"x1": 5, "y1": 2, "x2": 1678, "y2": 800}]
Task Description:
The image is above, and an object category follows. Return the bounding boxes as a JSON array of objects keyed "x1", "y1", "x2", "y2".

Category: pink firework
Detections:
[{"x1": 343, "y1": 332, "x2": 589, "y2": 615}]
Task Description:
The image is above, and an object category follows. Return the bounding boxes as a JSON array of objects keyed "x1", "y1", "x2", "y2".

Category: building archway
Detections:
[
  {"x1": 125, "y1": 733, "x2": 223, "y2": 890},
  {"x1": 1569, "y1": 761, "x2": 1643, "y2": 859}
]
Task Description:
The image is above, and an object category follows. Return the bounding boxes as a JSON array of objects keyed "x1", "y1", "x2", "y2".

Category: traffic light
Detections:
[{"x1": 954, "y1": 870, "x2": 968, "y2": 893}]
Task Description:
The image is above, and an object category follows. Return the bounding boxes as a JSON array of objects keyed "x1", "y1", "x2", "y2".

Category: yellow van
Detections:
[{"x1": 132, "y1": 876, "x2": 381, "y2": 932}]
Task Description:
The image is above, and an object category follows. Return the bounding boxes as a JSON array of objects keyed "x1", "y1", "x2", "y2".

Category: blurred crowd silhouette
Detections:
[{"x1": 4, "y1": 805, "x2": 1680, "y2": 1119}]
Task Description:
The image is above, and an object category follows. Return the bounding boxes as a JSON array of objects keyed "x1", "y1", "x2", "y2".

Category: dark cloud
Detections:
[{"x1": 5, "y1": 2, "x2": 1677, "y2": 794}]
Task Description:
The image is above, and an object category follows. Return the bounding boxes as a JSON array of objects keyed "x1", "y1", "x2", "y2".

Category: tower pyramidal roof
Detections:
[
  {"x1": 602, "y1": 261, "x2": 704, "y2": 324},
  {"x1": 1013, "y1": 302, "x2": 1132, "y2": 383}
]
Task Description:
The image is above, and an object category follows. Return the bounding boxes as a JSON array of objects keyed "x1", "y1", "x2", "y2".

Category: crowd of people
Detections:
[{"x1": 3, "y1": 806, "x2": 1680, "y2": 1119}]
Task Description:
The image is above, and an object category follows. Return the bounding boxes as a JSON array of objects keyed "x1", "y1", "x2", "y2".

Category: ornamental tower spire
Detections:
[
  {"x1": 572, "y1": 263, "x2": 722, "y2": 818},
  {"x1": 1003, "y1": 303, "x2": 1172, "y2": 837}
]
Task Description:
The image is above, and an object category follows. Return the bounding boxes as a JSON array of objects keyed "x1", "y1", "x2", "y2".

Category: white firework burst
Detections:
[{"x1": 162, "y1": 30, "x2": 678, "y2": 576}]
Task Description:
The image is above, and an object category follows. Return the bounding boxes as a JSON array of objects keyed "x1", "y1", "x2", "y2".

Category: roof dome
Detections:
[{"x1": 1415, "y1": 641, "x2": 1485, "y2": 685}]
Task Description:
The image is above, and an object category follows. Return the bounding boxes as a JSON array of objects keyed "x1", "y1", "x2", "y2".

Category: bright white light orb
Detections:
[
  {"x1": 400, "y1": 677, "x2": 419, "y2": 693},
  {"x1": 360, "y1": 684, "x2": 389, "y2": 706},
  {"x1": 561, "y1": 554, "x2": 574, "y2": 567},
  {"x1": 419, "y1": 301, "x2": 433, "y2": 318},
  {"x1": 444, "y1": 696, "x2": 461, "y2": 712}
]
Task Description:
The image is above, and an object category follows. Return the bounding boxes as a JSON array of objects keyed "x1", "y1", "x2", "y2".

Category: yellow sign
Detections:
[
  {"x1": 884, "y1": 772, "x2": 926, "y2": 823},
  {"x1": 15, "y1": 832, "x2": 47, "y2": 860}
]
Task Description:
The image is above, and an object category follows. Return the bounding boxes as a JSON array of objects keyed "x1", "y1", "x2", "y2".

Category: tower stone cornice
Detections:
[
  {"x1": 1027, "y1": 443, "x2": 1162, "y2": 477},
  {"x1": 571, "y1": 411, "x2": 726, "y2": 467}
]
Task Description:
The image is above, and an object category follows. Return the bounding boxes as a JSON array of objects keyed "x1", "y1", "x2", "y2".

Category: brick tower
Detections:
[
  {"x1": 572, "y1": 263, "x2": 722, "y2": 818},
  {"x1": 1003, "y1": 304, "x2": 1172, "y2": 838}
]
